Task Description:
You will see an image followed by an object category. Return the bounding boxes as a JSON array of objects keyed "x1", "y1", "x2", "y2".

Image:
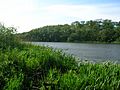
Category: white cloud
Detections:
[
  {"x1": 43, "y1": 5, "x2": 99, "y2": 20},
  {"x1": 0, "y1": 0, "x2": 120, "y2": 33},
  {"x1": 44, "y1": 4, "x2": 120, "y2": 21},
  {"x1": 0, "y1": 0, "x2": 39, "y2": 32}
]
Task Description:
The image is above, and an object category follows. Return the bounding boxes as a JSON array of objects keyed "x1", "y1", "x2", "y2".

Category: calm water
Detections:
[{"x1": 31, "y1": 42, "x2": 120, "y2": 63}]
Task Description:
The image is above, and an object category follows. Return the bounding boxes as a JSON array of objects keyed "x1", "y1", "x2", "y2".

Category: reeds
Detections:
[{"x1": 0, "y1": 43, "x2": 120, "y2": 90}]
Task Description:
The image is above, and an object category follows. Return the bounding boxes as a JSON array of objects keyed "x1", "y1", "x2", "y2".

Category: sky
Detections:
[{"x1": 0, "y1": 0, "x2": 120, "y2": 33}]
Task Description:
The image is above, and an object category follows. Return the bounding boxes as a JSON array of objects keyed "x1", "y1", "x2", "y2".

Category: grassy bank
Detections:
[
  {"x1": 0, "y1": 43, "x2": 77, "y2": 90},
  {"x1": 0, "y1": 43, "x2": 120, "y2": 90},
  {"x1": 0, "y1": 25, "x2": 120, "y2": 90}
]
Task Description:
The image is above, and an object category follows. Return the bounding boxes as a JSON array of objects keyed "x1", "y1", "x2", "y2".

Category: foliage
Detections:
[
  {"x1": 1, "y1": 43, "x2": 120, "y2": 90},
  {"x1": 0, "y1": 24, "x2": 20, "y2": 50},
  {"x1": 19, "y1": 19, "x2": 120, "y2": 43},
  {"x1": 58, "y1": 62, "x2": 120, "y2": 90},
  {"x1": 0, "y1": 43, "x2": 77, "y2": 90}
]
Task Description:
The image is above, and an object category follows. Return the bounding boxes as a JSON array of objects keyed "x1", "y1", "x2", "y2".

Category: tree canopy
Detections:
[{"x1": 19, "y1": 19, "x2": 120, "y2": 43}]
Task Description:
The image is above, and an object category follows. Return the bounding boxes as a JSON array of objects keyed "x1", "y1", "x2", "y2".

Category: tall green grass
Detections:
[
  {"x1": 0, "y1": 43, "x2": 77, "y2": 90},
  {"x1": 0, "y1": 43, "x2": 120, "y2": 90},
  {"x1": 40, "y1": 62, "x2": 120, "y2": 90}
]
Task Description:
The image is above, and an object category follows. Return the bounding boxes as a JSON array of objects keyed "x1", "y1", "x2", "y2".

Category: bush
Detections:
[{"x1": 0, "y1": 24, "x2": 19, "y2": 50}]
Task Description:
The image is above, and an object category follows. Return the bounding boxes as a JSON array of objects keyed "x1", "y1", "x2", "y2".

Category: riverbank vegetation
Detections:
[
  {"x1": 19, "y1": 19, "x2": 120, "y2": 43},
  {"x1": 0, "y1": 24, "x2": 120, "y2": 90}
]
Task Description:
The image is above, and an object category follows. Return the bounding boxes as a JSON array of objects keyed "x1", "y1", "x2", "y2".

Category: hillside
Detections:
[{"x1": 19, "y1": 19, "x2": 120, "y2": 43}]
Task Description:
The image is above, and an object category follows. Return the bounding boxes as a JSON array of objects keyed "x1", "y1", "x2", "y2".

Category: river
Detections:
[{"x1": 31, "y1": 42, "x2": 120, "y2": 63}]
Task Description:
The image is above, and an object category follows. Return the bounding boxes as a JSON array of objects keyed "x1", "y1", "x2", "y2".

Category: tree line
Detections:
[{"x1": 19, "y1": 19, "x2": 120, "y2": 43}]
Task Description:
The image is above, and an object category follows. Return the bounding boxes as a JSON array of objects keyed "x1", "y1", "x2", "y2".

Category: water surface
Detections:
[{"x1": 31, "y1": 42, "x2": 120, "y2": 63}]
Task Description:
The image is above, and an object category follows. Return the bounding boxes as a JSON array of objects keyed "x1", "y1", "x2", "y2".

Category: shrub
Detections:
[{"x1": 0, "y1": 24, "x2": 19, "y2": 50}]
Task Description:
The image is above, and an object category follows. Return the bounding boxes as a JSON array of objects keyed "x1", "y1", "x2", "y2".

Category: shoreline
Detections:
[{"x1": 24, "y1": 41, "x2": 120, "y2": 44}]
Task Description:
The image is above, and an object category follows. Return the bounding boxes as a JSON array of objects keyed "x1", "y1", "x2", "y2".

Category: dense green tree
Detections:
[
  {"x1": 102, "y1": 19, "x2": 114, "y2": 30},
  {"x1": 0, "y1": 24, "x2": 19, "y2": 49},
  {"x1": 98, "y1": 29, "x2": 115, "y2": 42},
  {"x1": 18, "y1": 19, "x2": 120, "y2": 43}
]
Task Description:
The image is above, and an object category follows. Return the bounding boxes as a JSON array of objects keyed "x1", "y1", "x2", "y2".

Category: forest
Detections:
[{"x1": 19, "y1": 19, "x2": 120, "y2": 43}]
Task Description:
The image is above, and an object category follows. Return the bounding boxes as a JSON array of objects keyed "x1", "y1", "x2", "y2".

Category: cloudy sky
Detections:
[{"x1": 0, "y1": 0, "x2": 120, "y2": 33}]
